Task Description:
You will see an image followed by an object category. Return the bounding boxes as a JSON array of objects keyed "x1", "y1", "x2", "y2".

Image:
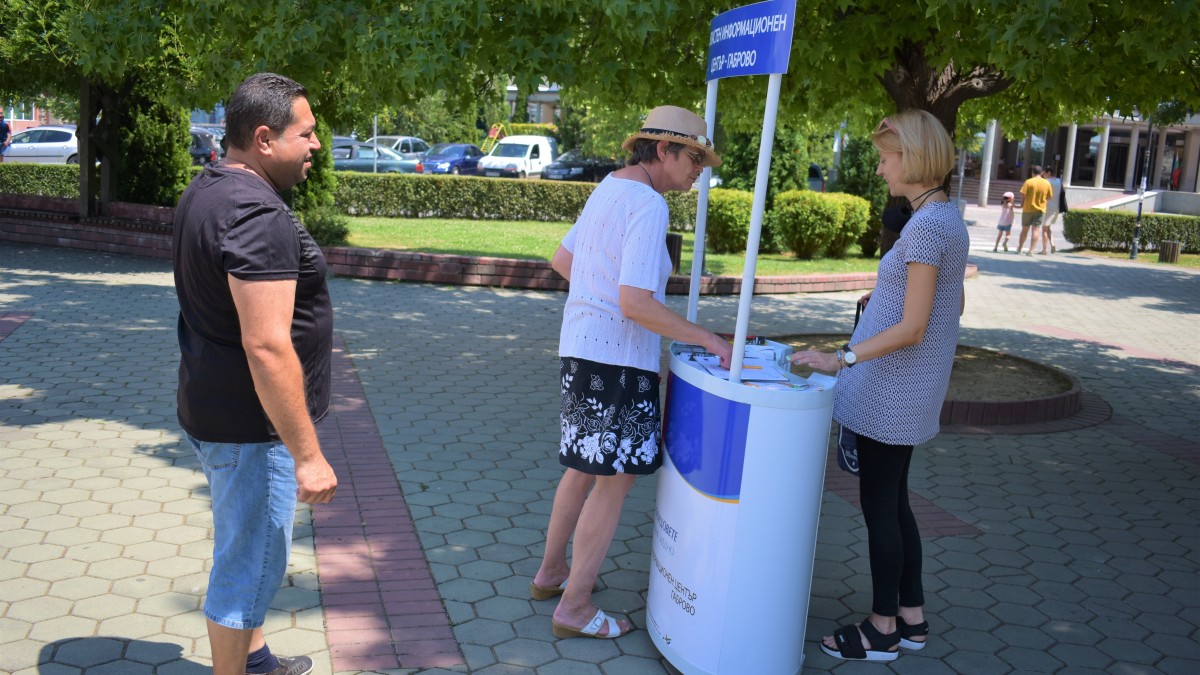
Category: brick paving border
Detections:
[
  {"x1": 941, "y1": 388, "x2": 1113, "y2": 435},
  {"x1": 313, "y1": 336, "x2": 465, "y2": 672},
  {"x1": 1, "y1": 209, "x2": 977, "y2": 295}
]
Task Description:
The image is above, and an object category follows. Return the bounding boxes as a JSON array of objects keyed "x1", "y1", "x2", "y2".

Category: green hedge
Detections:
[
  {"x1": 0, "y1": 164, "x2": 80, "y2": 197},
  {"x1": 771, "y1": 190, "x2": 869, "y2": 259},
  {"x1": 1063, "y1": 209, "x2": 1199, "y2": 253},
  {"x1": 333, "y1": 172, "x2": 697, "y2": 230},
  {"x1": 0, "y1": 164, "x2": 202, "y2": 199},
  {"x1": 822, "y1": 192, "x2": 871, "y2": 258},
  {"x1": 505, "y1": 123, "x2": 558, "y2": 139},
  {"x1": 704, "y1": 188, "x2": 755, "y2": 253}
]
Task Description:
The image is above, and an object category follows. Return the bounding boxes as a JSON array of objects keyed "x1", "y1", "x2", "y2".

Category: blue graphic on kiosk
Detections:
[{"x1": 664, "y1": 373, "x2": 750, "y2": 502}]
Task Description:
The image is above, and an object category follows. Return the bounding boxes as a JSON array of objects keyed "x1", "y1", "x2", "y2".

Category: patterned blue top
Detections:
[{"x1": 834, "y1": 200, "x2": 969, "y2": 446}]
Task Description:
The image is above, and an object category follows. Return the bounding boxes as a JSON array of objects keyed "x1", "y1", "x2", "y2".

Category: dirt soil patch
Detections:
[{"x1": 773, "y1": 334, "x2": 1072, "y2": 402}]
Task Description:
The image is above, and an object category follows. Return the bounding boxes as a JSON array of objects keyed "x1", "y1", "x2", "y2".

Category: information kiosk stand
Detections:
[
  {"x1": 646, "y1": 1, "x2": 833, "y2": 672},
  {"x1": 647, "y1": 341, "x2": 834, "y2": 674}
]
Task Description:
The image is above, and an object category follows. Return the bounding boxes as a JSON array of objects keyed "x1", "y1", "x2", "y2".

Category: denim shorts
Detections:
[{"x1": 186, "y1": 432, "x2": 297, "y2": 630}]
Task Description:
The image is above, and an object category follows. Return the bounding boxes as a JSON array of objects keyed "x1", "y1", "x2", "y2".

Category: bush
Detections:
[
  {"x1": 773, "y1": 190, "x2": 842, "y2": 259},
  {"x1": 703, "y1": 188, "x2": 755, "y2": 253},
  {"x1": 830, "y1": 138, "x2": 888, "y2": 258},
  {"x1": 333, "y1": 172, "x2": 697, "y2": 230},
  {"x1": 822, "y1": 192, "x2": 871, "y2": 258},
  {"x1": 665, "y1": 191, "x2": 698, "y2": 232},
  {"x1": 0, "y1": 164, "x2": 80, "y2": 197},
  {"x1": 506, "y1": 123, "x2": 558, "y2": 140},
  {"x1": 1063, "y1": 209, "x2": 1199, "y2": 253},
  {"x1": 286, "y1": 120, "x2": 336, "y2": 213},
  {"x1": 299, "y1": 205, "x2": 351, "y2": 247},
  {"x1": 117, "y1": 81, "x2": 193, "y2": 207}
]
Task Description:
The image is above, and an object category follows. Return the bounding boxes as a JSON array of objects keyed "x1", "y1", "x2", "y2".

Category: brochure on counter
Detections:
[{"x1": 676, "y1": 343, "x2": 824, "y2": 391}]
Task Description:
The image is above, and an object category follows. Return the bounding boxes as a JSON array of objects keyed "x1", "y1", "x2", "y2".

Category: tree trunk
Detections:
[{"x1": 877, "y1": 40, "x2": 1012, "y2": 140}]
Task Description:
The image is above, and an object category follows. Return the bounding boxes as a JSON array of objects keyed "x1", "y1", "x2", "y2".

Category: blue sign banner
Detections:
[{"x1": 706, "y1": 0, "x2": 796, "y2": 81}]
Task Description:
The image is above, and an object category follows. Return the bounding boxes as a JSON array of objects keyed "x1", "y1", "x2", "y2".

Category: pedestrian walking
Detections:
[
  {"x1": 173, "y1": 73, "x2": 335, "y2": 675},
  {"x1": 0, "y1": 111, "x2": 12, "y2": 163},
  {"x1": 790, "y1": 109, "x2": 969, "y2": 662},
  {"x1": 1040, "y1": 167, "x2": 1067, "y2": 254},
  {"x1": 532, "y1": 105, "x2": 733, "y2": 640},
  {"x1": 1016, "y1": 165, "x2": 1053, "y2": 255},
  {"x1": 993, "y1": 191, "x2": 1015, "y2": 252}
]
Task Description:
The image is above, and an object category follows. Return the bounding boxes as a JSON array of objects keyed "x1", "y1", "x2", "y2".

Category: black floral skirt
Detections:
[{"x1": 559, "y1": 356, "x2": 662, "y2": 476}]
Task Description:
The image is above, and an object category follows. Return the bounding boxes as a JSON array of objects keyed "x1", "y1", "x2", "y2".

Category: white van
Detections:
[{"x1": 479, "y1": 135, "x2": 559, "y2": 178}]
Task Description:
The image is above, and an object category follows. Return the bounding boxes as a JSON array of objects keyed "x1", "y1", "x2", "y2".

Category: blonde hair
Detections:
[{"x1": 871, "y1": 110, "x2": 955, "y2": 186}]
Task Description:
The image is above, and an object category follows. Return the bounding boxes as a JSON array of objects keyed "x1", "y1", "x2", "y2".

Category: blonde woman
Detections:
[{"x1": 791, "y1": 109, "x2": 968, "y2": 662}]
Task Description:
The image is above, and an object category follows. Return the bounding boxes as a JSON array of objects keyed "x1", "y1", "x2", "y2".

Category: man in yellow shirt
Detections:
[{"x1": 1017, "y1": 165, "x2": 1053, "y2": 256}]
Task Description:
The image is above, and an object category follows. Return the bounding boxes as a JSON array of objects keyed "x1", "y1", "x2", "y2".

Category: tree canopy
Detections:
[{"x1": 3, "y1": 1, "x2": 1197, "y2": 157}]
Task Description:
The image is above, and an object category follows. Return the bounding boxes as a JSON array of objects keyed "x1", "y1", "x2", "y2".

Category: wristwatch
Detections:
[{"x1": 841, "y1": 344, "x2": 857, "y2": 367}]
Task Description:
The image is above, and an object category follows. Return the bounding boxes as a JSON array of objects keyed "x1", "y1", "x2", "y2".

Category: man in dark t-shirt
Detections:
[
  {"x1": 0, "y1": 111, "x2": 12, "y2": 162},
  {"x1": 174, "y1": 73, "x2": 333, "y2": 675}
]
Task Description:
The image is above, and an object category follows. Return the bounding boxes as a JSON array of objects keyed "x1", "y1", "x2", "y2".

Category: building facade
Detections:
[{"x1": 974, "y1": 113, "x2": 1200, "y2": 205}]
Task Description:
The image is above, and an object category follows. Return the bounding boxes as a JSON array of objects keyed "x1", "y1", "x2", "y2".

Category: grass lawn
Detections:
[
  {"x1": 1076, "y1": 249, "x2": 1200, "y2": 270},
  {"x1": 346, "y1": 216, "x2": 882, "y2": 276}
]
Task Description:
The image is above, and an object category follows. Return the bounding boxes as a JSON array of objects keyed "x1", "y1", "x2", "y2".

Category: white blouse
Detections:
[{"x1": 558, "y1": 175, "x2": 674, "y2": 373}]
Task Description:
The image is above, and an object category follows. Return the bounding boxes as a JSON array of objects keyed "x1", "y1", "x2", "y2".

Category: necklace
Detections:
[
  {"x1": 637, "y1": 163, "x2": 656, "y2": 192},
  {"x1": 909, "y1": 185, "x2": 945, "y2": 212}
]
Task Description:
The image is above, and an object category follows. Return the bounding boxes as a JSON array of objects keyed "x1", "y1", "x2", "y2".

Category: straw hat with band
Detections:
[{"x1": 622, "y1": 105, "x2": 722, "y2": 168}]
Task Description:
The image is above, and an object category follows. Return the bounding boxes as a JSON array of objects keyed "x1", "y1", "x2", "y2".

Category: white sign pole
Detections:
[
  {"x1": 687, "y1": 80, "x2": 721, "y2": 323},
  {"x1": 727, "y1": 72, "x2": 782, "y2": 383}
]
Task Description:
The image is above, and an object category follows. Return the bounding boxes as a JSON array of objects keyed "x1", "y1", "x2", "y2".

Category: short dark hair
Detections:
[
  {"x1": 627, "y1": 138, "x2": 686, "y2": 166},
  {"x1": 224, "y1": 73, "x2": 308, "y2": 152}
]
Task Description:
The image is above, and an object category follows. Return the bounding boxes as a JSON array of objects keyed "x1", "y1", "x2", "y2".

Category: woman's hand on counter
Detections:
[{"x1": 789, "y1": 349, "x2": 839, "y2": 374}]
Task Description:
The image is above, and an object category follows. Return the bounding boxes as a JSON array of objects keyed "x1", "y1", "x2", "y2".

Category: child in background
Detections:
[{"x1": 993, "y1": 191, "x2": 1015, "y2": 252}]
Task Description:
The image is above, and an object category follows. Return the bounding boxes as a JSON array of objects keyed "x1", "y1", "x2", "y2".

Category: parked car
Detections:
[
  {"x1": 807, "y1": 163, "x2": 826, "y2": 192},
  {"x1": 478, "y1": 135, "x2": 559, "y2": 178},
  {"x1": 419, "y1": 143, "x2": 485, "y2": 175},
  {"x1": 364, "y1": 135, "x2": 430, "y2": 160},
  {"x1": 332, "y1": 142, "x2": 420, "y2": 173},
  {"x1": 543, "y1": 150, "x2": 623, "y2": 182},
  {"x1": 189, "y1": 128, "x2": 222, "y2": 166},
  {"x1": 4, "y1": 125, "x2": 78, "y2": 164}
]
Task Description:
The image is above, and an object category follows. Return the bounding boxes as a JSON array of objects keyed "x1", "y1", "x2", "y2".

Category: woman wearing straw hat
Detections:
[
  {"x1": 791, "y1": 109, "x2": 968, "y2": 662},
  {"x1": 532, "y1": 105, "x2": 733, "y2": 639}
]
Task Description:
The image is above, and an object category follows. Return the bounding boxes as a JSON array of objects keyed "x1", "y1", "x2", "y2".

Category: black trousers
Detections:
[{"x1": 856, "y1": 432, "x2": 924, "y2": 616}]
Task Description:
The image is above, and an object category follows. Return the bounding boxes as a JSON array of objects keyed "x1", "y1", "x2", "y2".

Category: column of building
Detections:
[
  {"x1": 1093, "y1": 123, "x2": 1111, "y2": 189},
  {"x1": 1124, "y1": 125, "x2": 1141, "y2": 191},
  {"x1": 1062, "y1": 124, "x2": 1077, "y2": 187},
  {"x1": 977, "y1": 120, "x2": 998, "y2": 206}
]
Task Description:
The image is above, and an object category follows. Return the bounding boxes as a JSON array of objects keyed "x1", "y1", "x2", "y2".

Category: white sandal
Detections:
[{"x1": 552, "y1": 608, "x2": 630, "y2": 639}]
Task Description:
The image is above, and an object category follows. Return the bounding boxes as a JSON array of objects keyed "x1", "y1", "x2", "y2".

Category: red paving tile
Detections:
[
  {"x1": 1027, "y1": 324, "x2": 1200, "y2": 374},
  {"x1": 0, "y1": 312, "x2": 32, "y2": 341},
  {"x1": 823, "y1": 442, "x2": 982, "y2": 537},
  {"x1": 313, "y1": 336, "x2": 464, "y2": 671}
]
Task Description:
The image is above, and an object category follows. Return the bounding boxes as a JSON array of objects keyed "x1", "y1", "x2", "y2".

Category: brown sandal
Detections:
[{"x1": 529, "y1": 578, "x2": 568, "y2": 600}]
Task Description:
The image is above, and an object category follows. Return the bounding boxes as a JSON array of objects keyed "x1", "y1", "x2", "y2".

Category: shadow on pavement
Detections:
[
  {"x1": 38, "y1": 637, "x2": 207, "y2": 674},
  {"x1": 971, "y1": 253, "x2": 1199, "y2": 315}
]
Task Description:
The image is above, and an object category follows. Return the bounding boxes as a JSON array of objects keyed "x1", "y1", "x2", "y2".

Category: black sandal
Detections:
[
  {"x1": 819, "y1": 619, "x2": 900, "y2": 662},
  {"x1": 897, "y1": 616, "x2": 930, "y2": 650}
]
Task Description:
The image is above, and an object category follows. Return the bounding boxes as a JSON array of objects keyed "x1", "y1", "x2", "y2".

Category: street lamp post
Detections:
[{"x1": 1131, "y1": 121, "x2": 1153, "y2": 260}]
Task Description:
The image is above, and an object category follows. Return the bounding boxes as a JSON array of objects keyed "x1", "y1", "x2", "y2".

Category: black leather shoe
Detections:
[{"x1": 250, "y1": 655, "x2": 313, "y2": 675}]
